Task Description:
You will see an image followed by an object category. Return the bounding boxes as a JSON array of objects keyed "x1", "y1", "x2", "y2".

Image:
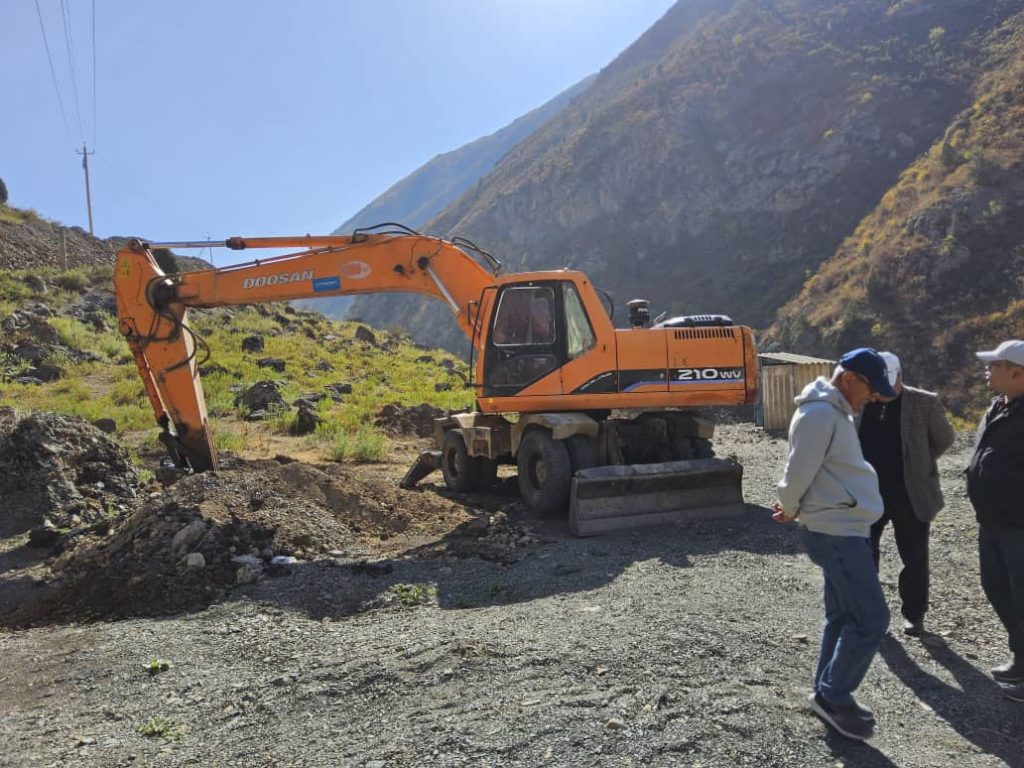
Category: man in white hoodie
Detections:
[{"x1": 773, "y1": 347, "x2": 896, "y2": 741}]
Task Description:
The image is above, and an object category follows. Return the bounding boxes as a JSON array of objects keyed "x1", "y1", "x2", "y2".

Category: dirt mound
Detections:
[
  {"x1": 10, "y1": 458, "x2": 485, "y2": 625},
  {"x1": 0, "y1": 411, "x2": 139, "y2": 535},
  {"x1": 374, "y1": 403, "x2": 447, "y2": 438}
]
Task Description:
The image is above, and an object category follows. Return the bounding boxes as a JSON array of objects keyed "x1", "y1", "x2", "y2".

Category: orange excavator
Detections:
[{"x1": 115, "y1": 224, "x2": 760, "y2": 535}]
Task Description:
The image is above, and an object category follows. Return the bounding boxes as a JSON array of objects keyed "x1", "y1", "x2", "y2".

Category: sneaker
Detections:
[
  {"x1": 851, "y1": 697, "x2": 875, "y2": 724},
  {"x1": 991, "y1": 659, "x2": 1024, "y2": 684},
  {"x1": 1003, "y1": 683, "x2": 1024, "y2": 703},
  {"x1": 808, "y1": 692, "x2": 875, "y2": 740},
  {"x1": 902, "y1": 619, "x2": 924, "y2": 637}
]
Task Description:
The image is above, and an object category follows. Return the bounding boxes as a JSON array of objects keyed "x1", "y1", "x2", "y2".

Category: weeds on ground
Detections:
[
  {"x1": 137, "y1": 715, "x2": 184, "y2": 741},
  {"x1": 390, "y1": 583, "x2": 437, "y2": 607},
  {"x1": 146, "y1": 659, "x2": 172, "y2": 676}
]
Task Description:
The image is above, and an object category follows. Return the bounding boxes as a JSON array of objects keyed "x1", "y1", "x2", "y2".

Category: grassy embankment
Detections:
[{"x1": 0, "y1": 265, "x2": 473, "y2": 464}]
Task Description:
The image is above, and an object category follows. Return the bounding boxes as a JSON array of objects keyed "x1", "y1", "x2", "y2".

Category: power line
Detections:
[
  {"x1": 59, "y1": 0, "x2": 84, "y2": 140},
  {"x1": 35, "y1": 0, "x2": 73, "y2": 145}
]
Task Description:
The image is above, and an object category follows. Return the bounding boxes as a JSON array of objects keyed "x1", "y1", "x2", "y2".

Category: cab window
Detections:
[
  {"x1": 492, "y1": 286, "x2": 556, "y2": 347},
  {"x1": 563, "y1": 283, "x2": 595, "y2": 359}
]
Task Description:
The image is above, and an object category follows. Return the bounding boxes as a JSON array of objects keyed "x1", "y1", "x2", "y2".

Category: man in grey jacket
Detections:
[
  {"x1": 860, "y1": 352, "x2": 955, "y2": 637},
  {"x1": 773, "y1": 348, "x2": 896, "y2": 741}
]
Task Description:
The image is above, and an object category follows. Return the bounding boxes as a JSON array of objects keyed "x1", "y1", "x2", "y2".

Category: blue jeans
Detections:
[
  {"x1": 979, "y1": 524, "x2": 1024, "y2": 658},
  {"x1": 799, "y1": 527, "x2": 890, "y2": 705}
]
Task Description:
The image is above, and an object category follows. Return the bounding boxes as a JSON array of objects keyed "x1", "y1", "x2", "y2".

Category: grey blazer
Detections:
[{"x1": 898, "y1": 385, "x2": 956, "y2": 522}]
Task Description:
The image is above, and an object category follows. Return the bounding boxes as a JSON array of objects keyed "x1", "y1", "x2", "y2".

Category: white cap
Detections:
[
  {"x1": 976, "y1": 339, "x2": 1024, "y2": 367},
  {"x1": 880, "y1": 351, "x2": 901, "y2": 388}
]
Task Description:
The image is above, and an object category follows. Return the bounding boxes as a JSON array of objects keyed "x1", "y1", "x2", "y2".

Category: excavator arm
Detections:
[{"x1": 114, "y1": 228, "x2": 498, "y2": 471}]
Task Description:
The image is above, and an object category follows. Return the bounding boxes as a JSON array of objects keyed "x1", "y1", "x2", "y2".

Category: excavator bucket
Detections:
[{"x1": 568, "y1": 457, "x2": 745, "y2": 536}]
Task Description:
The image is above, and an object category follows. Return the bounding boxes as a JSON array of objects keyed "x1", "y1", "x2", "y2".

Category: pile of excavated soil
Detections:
[
  {"x1": 0, "y1": 410, "x2": 139, "y2": 535},
  {"x1": 374, "y1": 403, "x2": 447, "y2": 438},
  {"x1": 8, "y1": 457, "x2": 535, "y2": 626}
]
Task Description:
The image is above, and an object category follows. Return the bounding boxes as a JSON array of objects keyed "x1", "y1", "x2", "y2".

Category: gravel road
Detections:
[{"x1": 1, "y1": 424, "x2": 1023, "y2": 767}]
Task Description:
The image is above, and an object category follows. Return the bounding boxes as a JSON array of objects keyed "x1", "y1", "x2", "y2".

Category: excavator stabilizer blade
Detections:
[
  {"x1": 400, "y1": 450, "x2": 442, "y2": 489},
  {"x1": 569, "y1": 457, "x2": 745, "y2": 536}
]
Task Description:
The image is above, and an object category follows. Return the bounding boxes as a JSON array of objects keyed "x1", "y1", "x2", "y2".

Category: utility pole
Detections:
[{"x1": 76, "y1": 142, "x2": 95, "y2": 235}]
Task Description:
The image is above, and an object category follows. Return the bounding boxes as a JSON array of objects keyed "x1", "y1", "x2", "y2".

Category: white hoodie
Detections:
[{"x1": 777, "y1": 377, "x2": 884, "y2": 537}]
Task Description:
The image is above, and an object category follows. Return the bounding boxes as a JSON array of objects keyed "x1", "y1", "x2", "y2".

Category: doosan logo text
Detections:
[{"x1": 242, "y1": 270, "x2": 314, "y2": 289}]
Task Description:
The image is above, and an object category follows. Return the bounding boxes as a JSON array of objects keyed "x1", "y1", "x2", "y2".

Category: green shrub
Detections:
[
  {"x1": 325, "y1": 426, "x2": 389, "y2": 462},
  {"x1": 390, "y1": 583, "x2": 437, "y2": 607},
  {"x1": 0, "y1": 176, "x2": 7, "y2": 205},
  {"x1": 137, "y1": 715, "x2": 183, "y2": 741},
  {"x1": 53, "y1": 270, "x2": 88, "y2": 292}
]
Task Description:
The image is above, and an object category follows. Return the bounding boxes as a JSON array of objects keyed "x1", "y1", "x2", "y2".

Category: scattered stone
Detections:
[
  {"x1": 293, "y1": 403, "x2": 321, "y2": 436},
  {"x1": 199, "y1": 363, "x2": 231, "y2": 378},
  {"x1": 92, "y1": 418, "x2": 117, "y2": 434},
  {"x1": 605, "y1": 718, "x2": 626, "y2": 730},
  {"x1": 235, "y1": 381, "x2": 287, "y2": 414},
  {"x1": 256, "y1": 357, "x2": 286, "y2": 373},
  {"x1": 314, "y1": 360, "x2": 334, "y2": 371},
  {"x1": 241, "y1": 335, "x2": 265, "y2": 353},
  {"x1": 155, "y1": 465, "x2": 187, "y2": 486},
  {"x1": 374, "y1": 403, "x2": 447, "y2": 438},
  {"x1": 434, "y1": 382, "x2": 452, "y2": 392},
  {"x1": 172, "y1": 520, "x2": 208, "y2": 559},
  {"x1": 185, "y1": 552, "x2": 206, "y2": 569},
  {"x1": 354, "y1": 326, "x2": 377, "y2": 344}
]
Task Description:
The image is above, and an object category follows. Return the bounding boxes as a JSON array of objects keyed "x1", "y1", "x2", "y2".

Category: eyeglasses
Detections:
[{"x1": 851, "y1": 372, "x2": 879, "y2": 396}]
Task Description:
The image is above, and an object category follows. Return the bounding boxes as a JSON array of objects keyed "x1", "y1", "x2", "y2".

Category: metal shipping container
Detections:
[{"x1": 757, "y1": 352, "x2": 835, "y2": 433}]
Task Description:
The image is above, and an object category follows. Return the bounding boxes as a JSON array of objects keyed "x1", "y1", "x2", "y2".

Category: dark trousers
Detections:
[
  {"x1": 869, "y1": 495, "x2": 930, "y2": 624},
  {"x1": 979, "y1": 524, "x2": 1024, "y2": 659}
]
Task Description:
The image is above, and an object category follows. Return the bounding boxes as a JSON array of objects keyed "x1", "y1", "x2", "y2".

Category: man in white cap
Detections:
[
  {"x1": 858, "y1": 351, "x2": 955, "y2": 637},
  {"x1": 967, "y1": 339, "x2": 1024, "y2": 702}
]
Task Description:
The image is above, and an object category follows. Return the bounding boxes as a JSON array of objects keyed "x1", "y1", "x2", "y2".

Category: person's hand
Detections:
[{"x1": 772, "y1": 502, "x2": 796, "y2": 523}]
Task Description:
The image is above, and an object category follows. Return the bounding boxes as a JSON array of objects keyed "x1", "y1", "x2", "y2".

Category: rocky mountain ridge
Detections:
[{"x1": 343, "y1": 0, "x2": 1023, "y2": 413}]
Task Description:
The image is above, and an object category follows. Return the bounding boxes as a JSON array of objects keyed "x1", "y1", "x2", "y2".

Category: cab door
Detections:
[{"x1": 481, "y1": 282, "x2": 563, "y2": 397}]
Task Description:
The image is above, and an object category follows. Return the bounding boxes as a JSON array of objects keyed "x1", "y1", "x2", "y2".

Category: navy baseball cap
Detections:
[{"x1": 838, "y1": 347, "x2": 898, "y2": 398}]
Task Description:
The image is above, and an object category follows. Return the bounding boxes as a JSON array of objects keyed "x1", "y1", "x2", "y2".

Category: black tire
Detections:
[
  {"x1": 517, "y1": 429, "x2": 572, "y2": 516},
  {"x1": 442, "y1": 430, "x2": 479, "y2": 492},
  {"x1": 693, "y1": 437, "x2": 714, "y2": 459},
  {"x1": 566, "y1": 434, "x2": 597, "y2": 473}
]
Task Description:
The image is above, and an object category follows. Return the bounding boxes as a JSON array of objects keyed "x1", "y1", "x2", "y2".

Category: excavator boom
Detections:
[{"x1": 115, "y1": 229, "x2": 496, "y2": 470}]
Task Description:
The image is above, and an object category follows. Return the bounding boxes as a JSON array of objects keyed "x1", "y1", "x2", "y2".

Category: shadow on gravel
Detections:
[
  {"x1": 879, "y1": 635, "x2": 1024, "y2": 766},
  {"x1": 236, "y1": 503, "x2": 805, "y2": 620},
  {"x1": 822, "y1": 732, "x2": 900, "y2": 767}
]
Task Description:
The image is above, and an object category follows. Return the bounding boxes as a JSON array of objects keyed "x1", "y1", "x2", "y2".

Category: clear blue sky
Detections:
[{"x1": 3, "y1": 1, "x2": 674, "y2": 250}]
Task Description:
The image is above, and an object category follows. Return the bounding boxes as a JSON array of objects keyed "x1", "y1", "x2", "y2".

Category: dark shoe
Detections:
[
  {"x1": 902, "y1": 619, "x2": 924, "y2": 637},
  {"x1": 1003, "y1": 683, "x2": 1024, "y2": 703},
  {"x1": 808, "y1": 692, "x2": 875, "y2": 740},
  {"x1": 808, "y1": 692, "x2": 874, "y2": 723},
  {"x1": 851, "y1": 697, "x2": 875, "y2": 724},
  {"x1": 992, "y1": 659, "x2": 1024, "y2": 684}
]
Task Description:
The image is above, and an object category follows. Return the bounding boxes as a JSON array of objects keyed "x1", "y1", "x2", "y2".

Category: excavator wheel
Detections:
[
  {"x1": 441, "y1": 430, "x2": 479, "y2": 493},
  {"x1": 517, "y1": 429, "x2": 572, "y2": 516}
]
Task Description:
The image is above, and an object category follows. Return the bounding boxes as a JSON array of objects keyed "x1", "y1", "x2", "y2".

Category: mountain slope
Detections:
[
  {"x1": 768, "y1": 11, "x2": 1024, "y2": 414},
  {"x1": 333, "y1": 75, "x2": 596, "y2": 235},
  {"x1": 347, "y1": 0, "x2": 1020, "y2": 359},
  {"x1": 299, "y1": 76, "x2": 595, "y2": 320}
]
